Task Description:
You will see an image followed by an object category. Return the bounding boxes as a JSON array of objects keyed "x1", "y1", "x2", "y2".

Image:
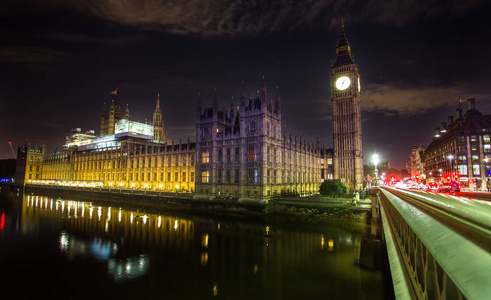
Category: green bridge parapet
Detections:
[{"x1": 379, "y1": 187, "x2": 491, "y2": 300}]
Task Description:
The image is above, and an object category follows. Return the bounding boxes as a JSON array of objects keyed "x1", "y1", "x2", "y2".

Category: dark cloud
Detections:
[
  {"x1": 361, "y1": 82, "x2": 483, "y2": 116},
  {"x1": 2, "y1": 0, "x2": 484, "y2": 38},
  {"x1": 43, "y1": 32, "x2": 145, "y2": 45},
  {"x1": 362, "y1": 0, "x2": 486, "y2": 26},
  {"x1": 0, "y1": 46, "x2": 68, "y2": 64}
]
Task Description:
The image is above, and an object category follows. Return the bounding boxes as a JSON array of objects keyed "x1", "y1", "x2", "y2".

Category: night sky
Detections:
[{"x1": 2, "y1": 0, "x2": 490, "y2": 169}]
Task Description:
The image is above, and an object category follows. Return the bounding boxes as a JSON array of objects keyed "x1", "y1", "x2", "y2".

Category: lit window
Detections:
[
  {"x1": 473, "y1": 165, "x2": 480, "y2": 175},
  {"x1": 202, "y1": 171, "x2": 209, "y2": 183},
  {"x1": 248, "y1": 146, "x2": 257, "y2": 161},
  {"x1": 202, "y1": 150, "x2": 209, "y2": 163}
]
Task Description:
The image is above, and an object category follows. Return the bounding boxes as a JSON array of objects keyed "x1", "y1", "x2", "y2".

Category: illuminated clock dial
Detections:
[
  {"x1": 335, "y1": 76, "x2": 351, "y2": 91},
  {"x1": 358, "y1": 77, "x2": 361, "y2": 92}
]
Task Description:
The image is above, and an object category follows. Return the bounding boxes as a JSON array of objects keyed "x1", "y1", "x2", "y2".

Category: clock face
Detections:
[
  {"x1": 358, "y1": 77, "x2": 361, "y2": 92},
  {"x1": 335, "y1": 76, "x2": 351, "y2": 91}
]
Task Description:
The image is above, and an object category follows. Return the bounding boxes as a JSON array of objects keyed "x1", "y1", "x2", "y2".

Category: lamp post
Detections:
[
  {"x1": 373, "y1": 153, "x2": 379, "y2": 187},
  {"x1": 447, "y1": 155, "x2": 454, "y2": 181}
]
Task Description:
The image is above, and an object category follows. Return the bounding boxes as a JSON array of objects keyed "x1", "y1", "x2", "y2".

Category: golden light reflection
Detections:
[
  {"x1": 213, "y1": 284, "x2": 218, "y2": 297},
  {"x1": 254, "y1": 264, "x2": 258, "y2": 274},
  {"x1": 174, "y1": 219, "x2": 178, "y2": 231},
  {"x1": 328, "y1": 239, "x2": 334, "y2": 251},
  {"x1": 200, "y1": 252, "x2": 208, "y2": 266},
  {"x1": 97, "y1": 206, "x2": 102, "y2": 221},
  {"x1": 107, "y1": 207, "x2": 111, "y2": 221},
  {"x1": 130, "y1": 212, "x2": 133, "y2": 224},
  {"x1": 201, "y1": 234, "x2": 209, "y2": 248},
  {"x1": 158, "y1": 216, "x2": 161, "y2": 228},
  {"x1": 118, "y1": 208, "x2": 122, "y2": 223},
  {"x1": 321, "y1": 235, "x2": 325, "y2": 249},
  {"x1": 217, "y1": 223, "x2": 220, "y2": 230}
]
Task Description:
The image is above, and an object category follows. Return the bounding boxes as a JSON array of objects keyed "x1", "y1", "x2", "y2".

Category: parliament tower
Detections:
[{"x1": 330, "y1": 22, "x2": 364, "y2": 190}]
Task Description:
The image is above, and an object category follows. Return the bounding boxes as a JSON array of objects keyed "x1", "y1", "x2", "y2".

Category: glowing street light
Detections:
[
  {"x1": 373, "y1": 153, "x2": 379, "y2": 187},
  {"x1": 448, "y1": 155, "x2": 454, "y2": 180}
]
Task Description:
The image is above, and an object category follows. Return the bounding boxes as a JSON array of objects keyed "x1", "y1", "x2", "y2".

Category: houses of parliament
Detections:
[{"x1": 15, "y1": 25, "x2": 363, "y2": 201}]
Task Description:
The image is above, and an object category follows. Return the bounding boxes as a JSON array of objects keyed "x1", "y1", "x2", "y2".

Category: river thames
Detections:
[{"x1": 0, "y1": 189, "x2": 389, "y2": 299}]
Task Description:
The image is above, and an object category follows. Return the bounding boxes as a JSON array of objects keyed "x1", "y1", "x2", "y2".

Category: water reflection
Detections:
[
  {"x1": 23, "y1": 194, "x2": 193, "y2": 283},
  {"x1": 0, "y1": 191, "x2": 384, "y2": 299}
]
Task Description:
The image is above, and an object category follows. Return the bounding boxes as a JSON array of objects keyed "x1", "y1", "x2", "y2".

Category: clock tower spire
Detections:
[{"x1": 330, "y1": 22, "x2": 364, "y2": 191}]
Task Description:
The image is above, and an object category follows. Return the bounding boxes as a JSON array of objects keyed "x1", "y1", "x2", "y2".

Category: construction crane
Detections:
[{"x1": 9, "y1": 141, "x2": 16, "y2": 159}]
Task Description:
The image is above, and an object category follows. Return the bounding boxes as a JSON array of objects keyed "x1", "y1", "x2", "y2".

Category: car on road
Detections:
[
  {"x1": 427, "y1": 182, "x2": 440, "y2": 192},
  {"x1": 437, "y1": 181, "x2": 461, "y2": 192}
]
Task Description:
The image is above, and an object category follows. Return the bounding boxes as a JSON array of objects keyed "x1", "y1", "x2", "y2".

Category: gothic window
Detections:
[
  {"x1": 226, "y1": 170, "x2": 230, "y2": 183},
  {"x1": 182, "y1": 172, "x2": 187, "y2": 182},
  {"x1": 202, "y1": 171, "x2": 209, "y2": 183},
  {"x1": 248, "y1": 145, "x2": 257, "y2": 161},
  {"x1": 249, "y1": 121, "x2": 256, "y2": 134},
  {"x1": 248, "y1": 169, "x2": 258, "y2": 184},
  {"x1": 191, "y1": 172, "x2": 195, "y2": 182},
  {"x1": 175, "y1": 172, "x2": 179, "y2": 181},
  {"x1": 191, "y1": 155, "x2": 195, "y2": 166},
  {"x1": 167, "y1": 172, "x2": 171, "y2": 181},
  {"x1": 183, "y1": 156, "x2": 187, "y2": 167},
  {"x1": 202, "y1": 150, "x2": 210, "y2": 163},
  {"x1": 218, "y1": 149, "x2": 223, "y2": 163}
]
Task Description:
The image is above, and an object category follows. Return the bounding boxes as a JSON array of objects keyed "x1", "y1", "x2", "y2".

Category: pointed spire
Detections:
[
  {"x1": 240, "y1": 81, "x2": 246, "y2": 111},
  {"x1": 333, "y1": 19, "x2": 354, "y2": 67},
  {"x1": 261, "y1": 75, "x2": 267, "y2": 101},
  {"x1": 156, "y1": 92, "x2": 161, "y2": 109},
  {"x1": 124, "y1": 103, "x2": 130, "y2": 119}
]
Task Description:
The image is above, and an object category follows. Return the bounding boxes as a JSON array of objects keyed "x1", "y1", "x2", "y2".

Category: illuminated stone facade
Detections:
[
  {"x1": 23, "y1": 85, "x2": 334, "y2": 202},
  {"x1": 407, "y1": 145, "x2": 425, "y2": 181},
  {"x1": 195, "y1": 80, "x2": 326, "y2": 201},
  {"x1": 14, "y1": 143, "x2": 45, "y2": 186},
  {"x1": 330, "y1": 23, "x2": 364, "y2": 191},
  {"x1": 40, "y1": 96, "x2": 195, "y2": 192},
  {"x1": 424, "y1": 99, "x2": 491, "y2": 189}
]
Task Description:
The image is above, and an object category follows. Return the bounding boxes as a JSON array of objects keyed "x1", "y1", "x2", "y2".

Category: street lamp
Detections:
[
  {"x1": 373, "y1": 153, "x2": 379, "y2": 187},
  {"x1": 448, "y1": 155, "x2": 454, "y2": 180}
]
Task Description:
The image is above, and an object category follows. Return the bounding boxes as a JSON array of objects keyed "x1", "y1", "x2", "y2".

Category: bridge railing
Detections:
[{"x1": 379, "y1": 187, "x2": 491, "y2": 300}]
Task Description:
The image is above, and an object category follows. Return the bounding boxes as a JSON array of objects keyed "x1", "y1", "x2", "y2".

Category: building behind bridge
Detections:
[
  {"x1": 424, "y1": 98, "x2": 491, "y2": 189},
  {"x1": 15, "y1": 79, "x2": 335, "y2": 201}
]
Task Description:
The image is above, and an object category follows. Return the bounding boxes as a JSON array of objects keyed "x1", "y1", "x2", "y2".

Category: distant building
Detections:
[
  {"x1": 195, "y1": 80, "x2": 326, "y2": 201},
  {"x1": 20, "y1": 83, "x2": 336, "y2": 202},
  {"x1": 330, "y1": 22, "x2": 364, "y2": 191},
  {"x1": 40, "y1": 94, "x2": 195, "y2": 192},
  {"x1": 407, "y1": 145, "x2": 425, "y2": 182},
  {"x1": 424, "y1": 98, "x2": 491, "y2": 189},
  {"x1": 14, "y1": 143, "x2": 45, "y2": 186}
]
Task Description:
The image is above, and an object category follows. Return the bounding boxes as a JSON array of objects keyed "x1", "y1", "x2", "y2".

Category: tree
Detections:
[{"x1": 319, "y1": 179, "x2": 349, "y2": 198}]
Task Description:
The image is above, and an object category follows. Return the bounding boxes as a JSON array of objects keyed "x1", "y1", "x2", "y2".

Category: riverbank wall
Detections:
[{"x1": 20, "y1": 185, "x2": 369, "y2": 222}]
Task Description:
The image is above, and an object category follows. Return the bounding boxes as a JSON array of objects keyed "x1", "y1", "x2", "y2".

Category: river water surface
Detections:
[{"x1": 0, "y1": 189, "x2": 387, "y2": 299}]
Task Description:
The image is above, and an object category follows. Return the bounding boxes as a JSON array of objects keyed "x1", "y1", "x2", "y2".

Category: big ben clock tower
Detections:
[{"x1": 330, "y1": 21, "x2": 363, "y2": 191}]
